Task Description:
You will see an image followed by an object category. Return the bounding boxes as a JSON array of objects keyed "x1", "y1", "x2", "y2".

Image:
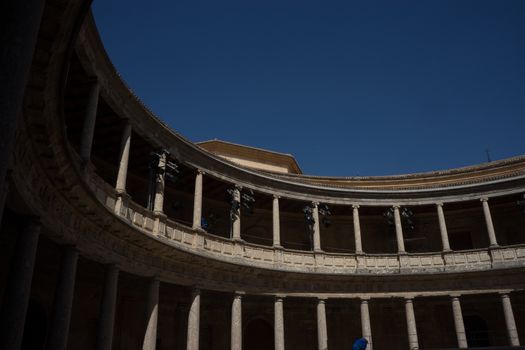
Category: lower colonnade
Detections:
[{"x1": 0, "y1": 218, "x2": 523, "y2": 350}]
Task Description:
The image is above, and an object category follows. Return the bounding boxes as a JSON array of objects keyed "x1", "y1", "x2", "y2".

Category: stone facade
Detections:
[{"x1": 1, "y1": 1, "x2": 525, "y2": 349}]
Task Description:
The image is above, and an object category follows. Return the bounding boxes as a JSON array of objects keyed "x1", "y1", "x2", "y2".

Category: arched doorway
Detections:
[
  {"x1": 464, "y1": 315, "x2": 490, "y2": 347},
  {"x1": 244, "y1": 318, "x2": 273, "y2": 350}
]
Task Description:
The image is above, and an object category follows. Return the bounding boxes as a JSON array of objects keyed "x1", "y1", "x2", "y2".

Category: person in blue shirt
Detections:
[{"x1": 352, "y1": 337, "x2": 368, "y2": 350}]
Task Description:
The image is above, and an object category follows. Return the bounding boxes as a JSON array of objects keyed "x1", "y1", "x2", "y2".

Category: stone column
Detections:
[
  {"x1": 187, "y1": 288, "x2": 200, "y2": 350},
  {"x1": 317, "y1": 299, "x2": 328, "y2": 350},
  {"x1": 360, "y1": 298, "x2": 373, "y2": 350},
  {"x1": 114, "y1": 123, "x2": 132, "y2": 214},
  {"x1": 405, "y1": 298, "x2": 419, "y2": 350},
  {"x1": 393, "y1": 206, "x2": 406, "y2": 253},
  {"x1": 79, "y1": 81, "x2": 100, "y2": 163},
  {"x1": 192, "y1": 170, "x2": 203, "y2": 229},
  {"x1": 47, "y1": 246, "x2": 79, "y2": 350},
  {"x1": 312, "y1": 202, "x2": 322, "y2": 252},
  {"x1": 153, "y1": 152, "x2": 167, "y2": 214},
  {"x1": 436, "y1": 203, "x2": 451, "y2": 251},
  {"x1": 500, "y1": 293, "x2": 520, "y2": 346},
  {"x1": 481, "y1": 198, "x2": 498, "y2": 247},
  {"x1": 231, "y1": 187, "x2": 241, "y2": 240},
  {"x1": 0, "y1": 0, "x2": 46, "y2": 212},
  {"x1": 275, "y1": 296, "x2": 285, "y2": 350},
  {"x1": 231, "y1": 292, "x2": 243, "y2": 350},
  {"x1": 273, "y1": 195, "x2": 282, "y2": 247},
  {"x1": 353, "y1": 204, "x2": 363, "y2": 254},
  {"x1": 96, "y1": 265, "x2": 119, "y2": 350},
  {"x1": 142, "y1": 278, "x2": 159, "y2": 350},
  {"x1": 115, "y1": 122, "x2": 132, "y2": 193},
  {"x1": 0, "y1": 219, "x2": 40, "y2": 350},
  {"x1": 451, "y1": 296, "x2": 468, "y2": 349}
]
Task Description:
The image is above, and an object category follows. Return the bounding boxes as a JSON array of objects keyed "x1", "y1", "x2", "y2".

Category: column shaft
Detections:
[
  {"x1": 231, "y1": 293, "x2": 242, "y2": 350},
  {"x1": 232, "y1": 187, "x2": 241, "y2": 240},
  {"x1": 142, "y1": 278, "x2": 159, "y2": 350},
  {"x1": 273, "y1": 195, "x2": 281, "y2": 247},
  {"x1": 317, "y1": 299, "x2": 328, "y2": 350},
  {"x1": 187, "y1": 289, "x2": 200, "y2": 350},
  {"x1": 97, "y1": 265, "x2": 119, "y2": 350},
  {"x1": 481, "y1": 198, "x2": 498, "y2": 247},
  {"x1": 274, "y1": 297, "x2": 285, "y2": 350},
  {"x1": 47, "y1": 247, "x2": 79, "y2": 350},
  {"x1": 0, "y1": 219, "x2": 40, "y2": 350},
  {"x1": 0, "y1": 0, "x2": 46, "y2": 209},
  {"x1": 115, "y1": 122, "x2": 132, "y2": 193},
  {"x1": 393, "y1": 206, "x2": 406, "y2": 253},
  {"x1": 153, "y1": 152, "x2": 166, "y2": 214},
  {"x1": 451, "y1": 296, "x2": 468, "y2": 349},
  {"x1": 353, "y1": 205, "x2": 363, "y2": 253},
  {"x1": 405, "y1": 298, "x2": 419, "y2": 350},
  {"x1": 436, "y1": 203, "x2": 451, "y2": 251},
  {"x1": 360, "y1": 299, "x2": 373, "y2": 350},
  {"x1": 312, "y1": 203, "x2": 321, "y2": 251},
  {"x1": 501, "y1": 293, "x2": 520, "y2": 346},
  {"x1": 192, "y1": 170, "x2": 203, "y2": 229},
  {"x1": 79, "y1": 81, "x2": 100, "y2": 163}
]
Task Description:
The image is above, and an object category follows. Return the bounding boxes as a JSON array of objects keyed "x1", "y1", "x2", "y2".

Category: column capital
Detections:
[
  {"x1": 234, "y1": 184, "x2": 242, "y2": 191},
  {"x1": 404, "y1": 296, "x2": 414, "y2": 302},
  {"x1": 317, "y1": 298, "x2": 327, "y2": 303},
  {"x1": 360, "y1": 297, "x2": 371, "y2": 302},
  {"x1": 450, "y1": 293, "x2": 462, "y2": 299},
  {"x1": 498, "y1": 291, "x2": 511, "y2": 297},
  {"x1": 312, "y1": 201, "x2": 319, "y2": 207},
  {"x1": 273, "y1": 194, "x2": 281, "y2": 200},
  {"x1": 436, "y1": 202, "x2": 444, "y2": 207},
  {"x1": 480, "y1": 197, "x2": 489, "y2": 202},
  {"x1": 196, "y1": 168, "x2": 205, "y2": 175},
  {"x1": 274, "y1": 295, "x2": 286, "y2": 302},
  {"x1": 352, "y1": 204, "x2": 360, "y2": 209},
  {"x1": 392, "y1": 204, "x2": 401, "y2": 209},
  {"x1": 234, "y1": 291, "x2": 245, "y2": 298}
]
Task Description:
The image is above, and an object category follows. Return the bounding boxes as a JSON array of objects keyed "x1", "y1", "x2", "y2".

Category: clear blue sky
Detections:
[{"x1": 93, "y1": 0, "x2": 525, "y2": 176}]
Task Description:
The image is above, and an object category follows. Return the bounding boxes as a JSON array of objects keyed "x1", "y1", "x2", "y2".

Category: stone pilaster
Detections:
[
  {"x1": 360, "y1": 298, "x2": 373, "y2": 350},
  {"x1": 231, "y1": 292, "x2": 243, "y2": 350},
  {"x1": 317, "y1": 299, "x2": 328, "y2": 350},
  {"x1": 312, "y1": 202, "x2": 322, "y2": 252},
  {"x1": 0, "y1": 219, "x2": 40, "y2": 350},
  {"x1": 153, "y1": 152, "x2": 167, "y2": 214},
  {"x1": 79, "y1": 80, "x2": 100, "y2": 163},
  {"x1": 192, "y1": 170, "x2": 203, "y2": 229},
  {"x1": 275, "y1": 296, "x2": 285, "y2": 350},
  {"x1": 436, "y1": 203, "x2": 451, "y2": 251},
  {"x1": 47, "y1": 246, "x2": 79, "y2": 350},
  {"x1": 393, "y1": 205, "x2": 406, "y2": 253},
  {"x1": 96, "y1": 265, "x2": 119, "y2": 350},
  {"x1": 451, "y1": 296, "x2": 468, "y2": 349},
  {"x1": 353, "y1": 204, "x2": 363, "y2": 254},
  {"x1": 187, "y1": 288, "x2": 200, "y2": 350},
  {"x1": 142, "y1": 278, "x2": 159, "y2": 350},
  {"x1": 405, "y1": 297, "x2": 419, "y2": 350},
  {"x1": 231, "y1": 187, "x2": 241, "y2": 240},
  {"x1": 273, "y1": 195, "x2": 281, "y2": 247},
  {"x1": 500, "y1": 293, "x2": 520, "y2": 346},
  {"x1": 481, "y1": 198, "x2": 498, "y2": 247}
]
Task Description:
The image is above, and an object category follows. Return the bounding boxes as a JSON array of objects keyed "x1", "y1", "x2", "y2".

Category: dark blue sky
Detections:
[{"x1": 93, "y1": 1, "x2": 525, "y2": 176}]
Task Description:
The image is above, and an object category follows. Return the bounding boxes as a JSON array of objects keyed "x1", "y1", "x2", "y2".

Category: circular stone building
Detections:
[{"x1": 1, "y1": 2, "x2": 525, "y2": 350}]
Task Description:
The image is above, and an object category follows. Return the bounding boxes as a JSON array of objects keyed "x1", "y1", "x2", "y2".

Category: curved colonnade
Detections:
[{"x1": 1, "y1": 1, "x2": 525, "y2": 349}]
